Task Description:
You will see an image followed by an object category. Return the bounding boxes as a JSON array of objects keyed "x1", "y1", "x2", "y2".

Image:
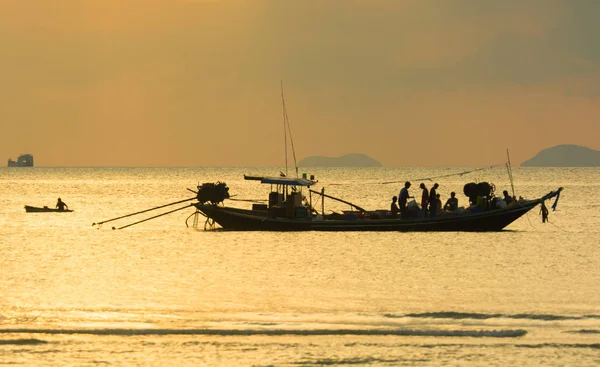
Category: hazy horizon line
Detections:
[{"x1": 4, "y1": 164, "x2": 593, "y2": 169}]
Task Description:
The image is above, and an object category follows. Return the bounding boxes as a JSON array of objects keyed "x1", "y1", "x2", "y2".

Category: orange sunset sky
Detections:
[{"x1": 1, "y1": 0, "x2": 599, "y2": 167}]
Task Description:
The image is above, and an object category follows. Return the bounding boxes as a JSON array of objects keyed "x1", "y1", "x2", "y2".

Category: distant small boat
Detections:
[
  {"x1": 8, "y1": 154, "x2": 34, "y2": 167},
  {"x1": 24, "y1": 205, "x2": 73, "y2": 213}
]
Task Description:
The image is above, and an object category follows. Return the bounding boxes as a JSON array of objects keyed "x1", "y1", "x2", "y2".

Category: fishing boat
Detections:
[
  {"x1": 25, "y1": 205, "x2": 73, "y2": 213},
  {"x1": 189, "y1": 84, "x2": 563, "y2": 232},
  {"x1": 191, "y1": 177, "x2": 562, "y2": 232},
  {"x1": 92, "y1": 84, "x2": 562, "y2": 231}
]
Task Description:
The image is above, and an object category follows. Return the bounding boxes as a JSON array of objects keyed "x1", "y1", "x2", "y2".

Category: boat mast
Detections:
[
  {"x1": 506, "y1": 149, "x2": 516, "y2": 199},
  {"x1": 280, "y1": 80, "x2": 299, "y2": 178},
  {"x1": 281, "y1": 81, "x2": 288, "y2": 177}
]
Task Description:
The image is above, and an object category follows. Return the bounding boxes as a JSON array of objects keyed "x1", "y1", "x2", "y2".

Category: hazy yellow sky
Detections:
[{"x1": 1, "y1": 0, "x2": 599, "y2": 167}]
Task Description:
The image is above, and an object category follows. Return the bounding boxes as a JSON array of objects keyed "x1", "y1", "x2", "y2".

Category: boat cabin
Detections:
[{"x1": 244, "y1": 175, "x2": 316, "y2": 219}]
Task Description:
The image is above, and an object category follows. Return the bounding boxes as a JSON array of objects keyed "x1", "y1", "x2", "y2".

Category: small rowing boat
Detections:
[{"x1": 24, "y1": 205, "x2": 74, "y2": 213}]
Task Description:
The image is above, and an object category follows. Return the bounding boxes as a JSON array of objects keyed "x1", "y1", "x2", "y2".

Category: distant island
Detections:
[
  {"x1": 299, "y1": 153, "x2": 382, "y2": 167},
  {"x1": 521, "y1": 144, "x2": 600, "y2": 167},
  {"x1": 7, "y1": 153, "x2": 34, "y2": 167}
]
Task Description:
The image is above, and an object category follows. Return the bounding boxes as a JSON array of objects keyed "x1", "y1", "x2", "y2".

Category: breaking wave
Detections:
[
  {"x1": 291, "y1": 357, "x2": 425, "y2": 365},
  {"x1": 0, "y1": 328, "x2": 526, "y2": 338},
  {"x1": 0, "y1": 338, "x2": 47, "y2": 345},
  {"x1": 516, "y1": 343, "x2": 600, "y2": 349},
  {"x1": 387, "y1": 312, "x2": 600, "y2": 321}
]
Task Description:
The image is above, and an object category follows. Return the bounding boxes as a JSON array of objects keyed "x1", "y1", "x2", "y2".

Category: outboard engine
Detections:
[{"x1": 197, "y1": 182, "x2": 230, "y2": 204}]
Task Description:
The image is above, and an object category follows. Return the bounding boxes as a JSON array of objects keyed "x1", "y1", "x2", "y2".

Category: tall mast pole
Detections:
[
  {"x1": 281, "y1": 80, "x2": 288, "y2": 177},
  {"x1": 281, "y1": 81, "x2": 299, "y2": 177},
  {"x1": 506, "y1": 149, "x2": 516, "y2": 199}
]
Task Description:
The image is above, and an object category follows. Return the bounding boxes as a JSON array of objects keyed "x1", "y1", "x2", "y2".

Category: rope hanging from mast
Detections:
[
  {"x1": 322, "y1": 165, "x2": 500, "y2": 186},
  {"x1": 380, "y1": 165, "x2": 501, "y2": 185}
]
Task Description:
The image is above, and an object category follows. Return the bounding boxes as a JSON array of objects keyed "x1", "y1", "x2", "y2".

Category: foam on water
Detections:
[
  {"x1": 0, "y1": 327, "x2": 527, "y2": 337},
  {"x1": 395, "y1": 311, "x2": 600, "y2": 321}
]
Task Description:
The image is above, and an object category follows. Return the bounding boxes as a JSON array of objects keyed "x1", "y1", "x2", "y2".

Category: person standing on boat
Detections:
[
  {"x1": 429, "y1": 183, "x2": 439, "y2": 217},
  {"x1": 398, "y1": 181, "x2": 411, "y2": 219},
  {"x1": 56, "y1": 198, "x2": 68, "y2": 211},
  {"x1": 390, "y1": 196, "x2": 399, "y2": 216},
  {"x1": 435, "y1": 193, "x2": 442, "y2": 215},
  {"x1": 419, "y1": 183, "x2": 429, "y2": 216}
]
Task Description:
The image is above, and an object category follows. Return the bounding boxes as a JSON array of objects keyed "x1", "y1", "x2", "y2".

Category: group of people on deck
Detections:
[
  {"x1": 390, "y1": 182, "x2": 519, "y2": 219},
  {"x1": 391, "y1": 181, "x2": 458, "y2": 219}
]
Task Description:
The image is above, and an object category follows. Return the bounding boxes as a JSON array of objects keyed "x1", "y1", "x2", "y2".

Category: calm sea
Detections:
[{"x1": 1, "y1": 167, "x2": 599, "y2": 366}]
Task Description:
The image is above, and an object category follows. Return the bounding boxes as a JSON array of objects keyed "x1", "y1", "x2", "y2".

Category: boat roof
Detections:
[{"x1": 244, "y1": 175, "x2": 316, "y2": 187}]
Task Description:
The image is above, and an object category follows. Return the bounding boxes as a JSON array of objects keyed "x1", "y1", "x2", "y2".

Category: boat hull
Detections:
[
  {"x1": 194, "y1": 199, "x2": 541, "y2": 232},
  {"x1": 25, "y1": 206, "x2": 73, "y2": 213}
]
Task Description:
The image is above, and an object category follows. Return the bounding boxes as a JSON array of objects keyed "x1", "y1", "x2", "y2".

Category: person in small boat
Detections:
[
  {"x1": 419, "y1": 183, "x2": 429, "y2": 216},
  {"x1": 398, "y1": 181, "x2": 412, "y2": 219},
  {"x1": 390, "y1": 196, "x2": 399, "y2": 216},
  {"x1": 444, "y1": 191, "x2": 458, "y2": 211},
  {"x1": 428, "y1": 183, "x2": 439, "y2": 217},
  {"x1": 56, "y1": 198, "x2": 68, "y2": 211},
  {"x1": 503, "y1": 190, "x2": 514, "y2": 205}
]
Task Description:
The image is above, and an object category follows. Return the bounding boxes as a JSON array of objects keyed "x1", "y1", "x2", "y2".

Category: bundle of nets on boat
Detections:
[{"x1": 196, "y1": 182, "x2": 230, "y2": 204}]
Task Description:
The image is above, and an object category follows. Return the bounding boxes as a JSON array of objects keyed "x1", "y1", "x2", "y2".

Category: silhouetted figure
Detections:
[
  {"x1": 435, "y1": 194, "x2": 442, "y2": 215},
  {"x1": 540, "y1": 200, "x2": 549, "y2": 223},
  {"x1": 444, "y1": 191, "x2": 458, "y2": 211},
  {"x1": 398, "y1": 181, "x2": 411, "y2": 219},
  {"x1": 429, "y1": 183, "x2": 439, "y2": 217},
  {"x1": 56, "y1": 198, "x2": 68, "y2": 211},
  {"x1": 390, "y1": 196, "x2": 399, "y2": 216},
  {"x1": 419, "y1": 183, "x2": 429, "y2": 216},
  {"x1": 503, "y1": 190, "x2": 514, "y2": 205}
]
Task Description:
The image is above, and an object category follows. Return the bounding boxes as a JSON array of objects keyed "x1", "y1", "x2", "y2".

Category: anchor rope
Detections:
[{"x1": 324, "y1": 165, "x2": 502, "y2": 186}]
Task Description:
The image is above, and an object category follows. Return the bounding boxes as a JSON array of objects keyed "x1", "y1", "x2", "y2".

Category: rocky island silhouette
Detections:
[
  {"x1": 521, "y1": 144, "x2": 600, "y2": 167},
  {"x1": 299, "y1": 153, "x2": 382, "y2": 167}
]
